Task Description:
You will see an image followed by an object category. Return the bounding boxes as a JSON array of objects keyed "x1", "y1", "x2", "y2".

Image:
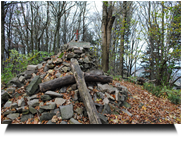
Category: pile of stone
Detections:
[{"x1": 1, "y1": 42, "x2": 132, "y2": 124}]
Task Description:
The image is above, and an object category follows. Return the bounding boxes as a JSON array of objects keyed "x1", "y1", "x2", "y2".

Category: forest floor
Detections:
[{"x1": 108, "y1": 80, "x2": 181, "y2": 124}]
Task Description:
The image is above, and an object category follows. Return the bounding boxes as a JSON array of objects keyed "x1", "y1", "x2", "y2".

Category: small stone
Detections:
[
  {"x1": 18, "y1": 98, "x2": 25, "y2": 107},
  {"x1": 103, "y1": 97, "x2": 109, "y2": 105},
  {"x1": 102, "y1": 104, "x2": 111, "y2": 114},
  {"x1": 1, "y1": 91, "x2": 10, "y2": 104},
  {"x1": 74, "y1": 49, "x2": 83, "y2": 54},
  {"x1": 67, "y1": 53, "x2": 75, "y2": 59},
  {"x1": 12, "y1": 92, "x2": 21, "y2": 98},
  {"x1": 59, "y1": 104, "x2": 74, "y2": 120},
  {"x1": 98, "y1": 84, "x2": 115, "y2": 94},
  {"x1": 55, "y1": 72, "x2": 62, "y2": 78},
  {"x1": 6, "y1": 88, "x2": 15, "y2": 94},
  {"x1": 96, "y1": 92, "x2": 105, "y2": 99},
  {"x1": 44, "y1": 66, "x2": 49, "y2": 72},
  {"x1": 69, "y1": 118, "x2": 82, "y2": 124},
  {"x1": 43, "y1": 57, "x2": 51, "y2": 61},
  {"x1": 40, "y1": 102, "x2": 56, "y2": 110},
  {"x1": 4, "y1": 101, "x2": 12, "y2": 108},
  {"x1": 9, "y1": 77, "x2": 23, "y2": 88},
  {"x1": 27, "y1": 94, "x2": 38, "y2": 101},
  {"x1": 122, "y1": 101, "x2": 131, "y2": 109},
  {"x1": 51, "y1": 115, "x2": 58, "y2": 123},
  {"x1": 47, "y1": 59, "x2": 53, "y2": 65},
  {"x1": 122, "y1": 109, "x2": 132, "y2": 117},
  {"x1": 98, "y1": 113, "x2": 108, "y2": 124},
  {"x1": 10, "y1": 103, "x2": 18, "y2": 109},
  {"x1": 22, "y1": 107, "x2": 29, "y2": 115},
  {"x1": 47, "y1": 120, "x2": 56, "y2": 124},
  {"x1": 29, "y1": 106, "x2": 37, "y2": 114},
  {"x1": 3, "y1": 110, "x2": 15, "y2": 116},
  {"x1": 19, "y1": 76, "x2": 25, "y2": 83},
  {"x1": 7, "y1": 113, "x2": 19, "y2": 120},
  {"x1": 55, "y1": 98, "x2": 66, "y2": 106},
  {"x1": 40, "y1": 112, "x2": 56, "y2": 122},
  {"x1": 45, "y1": 91, "x2": 63, "y2": 97},
  {"x1": 60, "y1": 121, "x2": 67, "y2": 124},
  {"x1": 46, "y1": 63, "x2": 55, "y2": 69},
  {"x1": 37, "y1": 64, "x2": 42, "y2": 69},
  {"x1": 88, "y1": 86, "x2": 93, "y2": 90},
  {"x1": 62, "y1": 62, "x2": 70, "y2": 67},
  {"x1": 2, "y1": 119, "x2": 12, "y2": 124},
  {"x1": 55, "y1": 58, "x2": 62, "y2": 64},
  {"x1": 21, "y1": 114, "x2": 33, "y2": 122},
  {"x1": 74, "y1": 107, "x2": 83, "y2": 115},
  {"x1": 71, "y1": 84, "x2": 77, "y2": 90},
  {"x1": 28, "y1": 99, "x2": 39, "y2": 107},
  {"x1": 41, "y1": 95, "x2": 52, "y2": 102},
  {"x1": 48, "y1": 69, "x2": 54, "y2": 74},
  {"x1": 59, "y1": 87, "x2": 67, "y2": 93},
  {"x1": 83, "y1": 56, "x2": 90, "y2": 63},
  {"x1": 73, "y1": 90, "x2": 78, "y2": 101},
  {"x1": 27, "y1": 65, "x2": 38, "y2": 71},
  {"x1": 105, "y1": 92, "x2": 115, "y2": 100}
]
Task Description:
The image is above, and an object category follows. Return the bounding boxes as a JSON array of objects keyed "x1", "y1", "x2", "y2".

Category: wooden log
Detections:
[
  {"x1": 70, "y1": 58, "x2": 101, "y2": 124},
  {"x1": 39, "y1": 75, "x2": 76, "y2": 92},
  {"x1": 39, "y1": 73, "x2": 112, "y2": 92}
]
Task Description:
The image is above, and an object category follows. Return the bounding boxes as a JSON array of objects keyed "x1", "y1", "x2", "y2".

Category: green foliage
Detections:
[
  {"x1": 1, "y1": 49, "x2": 53, "y2": 84},
  {"x1": 58, "y1": 52, "x2": 64, "y2": 58},
  {"x1": 112, "y1": 75, "x2": 122, "y2": 81},
  {"x1": 143, "y1": 82, "x2": 181, "y2": 105}
]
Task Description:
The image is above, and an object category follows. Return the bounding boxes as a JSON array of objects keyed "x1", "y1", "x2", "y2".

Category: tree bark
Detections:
[
  {"x1": 39, "y1": 73, "x2": 113, "y2": 92},
  {"x1": 70, "y1": 58, "x2": 101, "y2": 124},
  {"x1": 1, "y1": 1, "x2": 5, "y2": 71}
]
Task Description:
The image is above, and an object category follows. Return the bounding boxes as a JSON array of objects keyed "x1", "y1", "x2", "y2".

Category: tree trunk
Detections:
[
  {"x1": 70, "y1": 58, "x2": 101, "y2": 124},
  {"x1": 1, "y1": 1, "x2": 5, "y2": 71},
  {"x1": 101, "y1": 1, "x2": 115, "y2": 73},
  {"x1": 39, "y1": 73, "x2": 112, "y2": 92},
  {"x1": 120, "y1": 1, "x2": 127, "y2": 78}
]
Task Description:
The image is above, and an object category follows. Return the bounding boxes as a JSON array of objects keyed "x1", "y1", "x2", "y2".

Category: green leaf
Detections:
[{"x1": 58, "y1": 53, "x2": 64, "y2": 58}]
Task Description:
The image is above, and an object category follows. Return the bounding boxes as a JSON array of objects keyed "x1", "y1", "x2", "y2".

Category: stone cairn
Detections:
[{"x1": 1, "y1": 42, "x2": 132, "y2": 124}]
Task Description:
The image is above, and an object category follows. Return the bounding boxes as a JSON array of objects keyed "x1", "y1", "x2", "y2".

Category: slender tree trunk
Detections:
[
  {"x1": 120, "y1": 1, "x2": 127, "y2": 77},
  {"x1": 1, "y1": 1, "x2": 5, "y2": 71}
]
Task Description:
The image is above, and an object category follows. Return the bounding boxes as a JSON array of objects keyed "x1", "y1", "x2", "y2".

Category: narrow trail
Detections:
[{"x1": 110, "y1": 80, "x2": 181, "y2": 124}]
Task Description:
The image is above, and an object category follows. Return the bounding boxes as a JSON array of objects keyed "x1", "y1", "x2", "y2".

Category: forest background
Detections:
[{"x1": 1, "y1": 1, "x2": 181, "y2": 101}]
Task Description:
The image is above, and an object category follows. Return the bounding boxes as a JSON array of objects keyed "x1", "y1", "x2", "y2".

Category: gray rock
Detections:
[
  {"x1": 103, "y1": 97, "x2": 109, "y2": 105},
  {"x1": 27, "y1": 94, "x2": 38, "y2": 101},
  {"x1": 50, "y1": 108, "x2": 60, "y2": 117},
  {"x1": 96, "y1": 92, "x2": 105, "y2": 99},
  {"x1": 88, "y1": 69, "x2": 104, "y2": 75},
  {"x1": 115, "y1": 88, "x2": 119, "y2": 101},
  {"x1": 28, "y1": 99, "x2": 39, "y2": 107},
  {"x1": 40, "y1": 112, "x2": 56, "y2": 122},
  {"x1": 41, "y1": 95, "x2": 52, "y2": 102},
  {"x1": 37, "y1": 64, "x2": 42, "y2": 69},
  {"x1": 119, "y1": 94, "x2": 125, "y2": 102},
  {"x1": 6, "y1": 88, "x2": 15, "y2": 95},
  {"x1": 55, "y1": 72, "x2": 62, "y2": 78},
  {"x1": 98, "y1": 84, "x2": 115, "y2": 94},
  {"x1": 3, "y1": 110, "x2": 15, "y2": 116},
  {"x1": 29, "y1": 106, "x2": 37, "y2": 114},
  {"x1": 27, "y1": 65, "x2": 38, "y2": 71},
  {"x1": 95, "y1": 103, "x2": 104, "y2": 113},
  {"x1": 40, "y1": 102, "x2": 56, "y2": 110},
  {"x1": 83, "y1": 63, "x2": 89, "y2": 69},
  {"x1": 47, "y1": 120, "x2": 56, "y2": 124},
  {"x1": 105, "y1": 92, "x2": 115, "y2": 100},
  {"x1": 21, "y1": 114, "x2": 34, "y2": 122},
  {"x1": 26, "y1": 76, "x2": 41, "y2": 96},
  {"x1": 43, "y1": 57, "x2": 51, "y2": 61},
  {"x1": 55, "y1": 58, "x2": 62, "y2": 64},
  {"x1": 59, "y1": 104, "x2": 74, "y2": 120},
  {"x1": 10, "y1": 103, "x2": 18, "y2": 109},
  {"x1": 9, "y1": 77, "x2": 24, "y2": 88},
  {"x1": 47, "y1": 59, "x2": 53, "y2": 65},
  {"x1": 121, "y1": 109, "x2": 132, "y2": 117},
  {"x1": 67, "y1": 53, "x2": 75, "y2": 59},
  {"x1": 69, "y1": 118, "x2": 82, "y2": 124},
  {"x1": 88, "y1": 86, "x2": 93, "y2": 90},
  {"x1": 98, "y1": 113, "x2": 108, "y2": 124},
  {"x1": 71, "y1": 84, "x2": 77, "y2": 90},
  {"x1": 12, "y1": 92, "x2": 21, "y2": 98},
  {"x1": 83, "y1": 56, "x2": 90, "y2": 63},
  {"x1": 22, "y1": 107, "x2": 29, "y2": 115},
  {"x1": 62, "y1": 62, "x2": 70, "y2": 67},
  {"x1": 102, "y1": 104, "x2": 111, "y2": 114},
  {"x1": 55, "y1": 98, "x2": 66, "y2": 106},
  {"x1": 4, "y1": 101, "x2": 12, "y2": 108},
  {"x1": 74, "y1": 50, "x2": 83, "y2": 54},
  {"x1": 60, "y1": 121, "x2": 67, "y2": 124},
  {"x1": 73, "y1": 90, "x2": 78, "y2": 101},
  {"x1": 44, "y1": 65, "x2": 49, "y2": 72},
  {"x1": 46, "y1": 63, "x2": 55, "y2": 69},
  {"x1": 59, "y1": 87, "x2": 67, "y2": 93},
  {"x1": 62, "y1": 66, "x2": 70, "y2": 72},
  {"x1": 19, "y1": 76, "x2": 25, "y2": 83},
  {"x1": 74, "y1": 107, "x2": 83, "y2": 115},
  {"x1": 18, "y1": 98, "x2": 25, "y2": 107},
  {"x1": 45, "y1": 91, "x2": 63, "y2": 97},
  {"x1": 2, "y1": 119, "x2": 12, "y2": 124},
  {"x1": 1, "y1": 91, "x2": 10, "y2": 104},
  {"x1": 7, "y1": 113, "x2": 19, "y2": 120},
  {"x1": 122, "y1": 101, "x2": 131, "y2": 109}
]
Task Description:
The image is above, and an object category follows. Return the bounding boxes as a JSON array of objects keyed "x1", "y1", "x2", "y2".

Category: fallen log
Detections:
[
  {"x1": 70, "y1": 58, "x2": 101, "y2": 124},
  {"x1": 39, "y1": 73, "x2": 112, "y2": 92}
]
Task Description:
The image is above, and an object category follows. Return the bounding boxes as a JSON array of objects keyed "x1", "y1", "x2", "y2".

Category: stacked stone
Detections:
[{"x1": 1, "y1": 43, "x2": 132, "y2": 124}]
